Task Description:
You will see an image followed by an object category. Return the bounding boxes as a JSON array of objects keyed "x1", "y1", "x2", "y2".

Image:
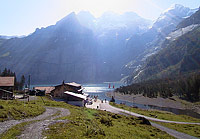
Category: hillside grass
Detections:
[
  {"x1": 42, "y1": 99, "x2": 174, "y2": 139},
  {"x1": 24, "y1": 97, "x2": 174, "y2": 139},
  {"x1": 0, "y1": 97, "x2": 175, "y2": 138},
  {"x1": 110, "y1": 102, "x2": 200, "y2": 123},
  {"x1": 0, "y1": 99, "x2": 45, "y2": 122},
  {"x1": 155, "y1": 122, "x2": 200, "y2": 138}
]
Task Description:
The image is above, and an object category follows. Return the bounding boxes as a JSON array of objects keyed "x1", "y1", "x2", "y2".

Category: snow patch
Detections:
[
  {"x1": 167, "y1": 24, "x2": 200, "y2": 41},
  {"x1": 134, "y1": 70, "x2": 143, "y2": 79}
]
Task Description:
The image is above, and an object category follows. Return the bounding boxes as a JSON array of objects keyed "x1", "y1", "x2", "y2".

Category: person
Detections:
[{"x1": 105, "y1": 99, "x2": 106, "y2": 103}]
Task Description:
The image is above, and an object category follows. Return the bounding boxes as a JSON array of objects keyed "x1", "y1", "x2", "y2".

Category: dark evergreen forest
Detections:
[{"x1": 116, "y1": 72, "x2": 200, "y2": 102}]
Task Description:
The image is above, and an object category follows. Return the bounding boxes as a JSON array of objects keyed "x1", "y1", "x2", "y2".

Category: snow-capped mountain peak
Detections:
[{"x1": 152, "y1": 4, "x2": 198, "y2": 31}]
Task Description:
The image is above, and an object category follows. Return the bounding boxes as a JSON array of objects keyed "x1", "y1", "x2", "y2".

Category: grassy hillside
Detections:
[
  {"x1": 42, "y1": 100, "x2": 174, "y2": 139},
  {"x1": 0, "y1": 99, "x2": 45, "y2": 122},
  {"x1": 156, "y1": 122, "x2": 200, "y2": 138},
  {"x1": 110, "y1": 103, "x2": 200, "y2": 122},
  {"x1": 110, "y1": 103, "x2": 200, "y2": 138},
  {"x1": 0, "y1": 97, "x2": 174, "y2": 139}
]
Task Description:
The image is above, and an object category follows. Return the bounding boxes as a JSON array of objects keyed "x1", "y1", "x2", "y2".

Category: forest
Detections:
[{"x1": 116, "y1": 72, "x2": 200, "y2": 102}]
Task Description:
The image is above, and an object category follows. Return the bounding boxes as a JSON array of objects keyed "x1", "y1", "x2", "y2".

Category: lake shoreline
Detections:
[{"x1": 106, "y1": 91, "x2": 200, "y2": 114}]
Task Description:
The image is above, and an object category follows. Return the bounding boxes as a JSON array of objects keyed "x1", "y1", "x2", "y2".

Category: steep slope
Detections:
[
  {"x1": 94, "y1": 12, "x2": 152, "y2": 80},
  {"x1": 77, "y1": 11, "x2": 96, "y2": 31},
  {"x1": 76, "y1": 11, "x2": 153, "y2": 82},
  {"x1": 153, "y1": 4, "x2": 197, "y2": 35},
  {"x1": 121, "y1": 4, "x2": 198, "y2": 82},
  {"x1": 0, "y1": 5, "x2": 198, "y2": 85},
  {"x1": 0, "y1": 11, "x2": 152, "y2": 84},
  {"x1": 0, "y1": 12, "x2": 99, "y2": 84},
  {"x1": 177, "y1": 7, "x2": 200, "y2": 29},
  {"x1": 131, "y1": 21, "x2": 200, "y2": 82}
]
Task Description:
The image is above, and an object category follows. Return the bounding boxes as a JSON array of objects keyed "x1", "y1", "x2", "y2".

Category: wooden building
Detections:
[
  {"x1": 0, "y1": 77, "x2": 15, "y2": 99},
  {"x1": 63, "y1": 91, "x2": 86, "y2": 107},
  {"x1": 34, "y1": 86, "x2": 55, "y2": 94},
  {"x1": 51, "y1": 82, "x2": 84, "y2": 98}
]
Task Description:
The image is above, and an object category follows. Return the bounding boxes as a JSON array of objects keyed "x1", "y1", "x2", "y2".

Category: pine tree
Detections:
[{"x1": 19, "y1": 75, "x2": 25, "y2": 90}]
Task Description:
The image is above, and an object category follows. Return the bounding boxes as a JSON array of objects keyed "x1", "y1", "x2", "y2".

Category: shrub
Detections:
[{"x1": 100, "y1": 116, "x2": 113, "y2": 126}]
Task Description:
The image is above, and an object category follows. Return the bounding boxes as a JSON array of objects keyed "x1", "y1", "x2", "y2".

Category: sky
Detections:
[{"x1": 0, "y1": 0, "x2": 200, "y2": 36}]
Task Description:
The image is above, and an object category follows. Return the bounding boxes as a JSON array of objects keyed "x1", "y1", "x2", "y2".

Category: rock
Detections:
[{"x1": 137, "y1": 117, "x2": 151, "y2": 125}]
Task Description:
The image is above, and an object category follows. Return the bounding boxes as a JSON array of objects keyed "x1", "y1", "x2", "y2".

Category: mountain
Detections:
[
  {"x1": 0, "y1": 35, "x2": 25, "y2": 39},
  {"x1": 78, "y1": 11, "x2": 152, "y2": 82},
  {"x1": 95, "y1": 11, "x2": 151, "y2": 34},
  {"x1": 77, "y1": 11, "x2": 152, "y2": 34},
  {"x1": 153, "y1": 4, "x2": 197, "y2": 34},
  {"x1": 128, "y1": 8, "x2": 200, "y2": 83},
  {"x1": 121, "y1": 4, "x2": 198, "y2": 83},
  {"x1": 177, "y1": 7, "x2": 200, "y2": 29},
  {"x1": 77, "y1": 11, "x2": 96, "y2": 31},
  {"x1": 0, "y1": 5, "x2": 198, "y2": 85},
  {"x1": 0, "y1": 11, "x2": 151, "y2": 84},
  {"x1": 0, "y1": 12, "x2": 99, "y2": 84}
]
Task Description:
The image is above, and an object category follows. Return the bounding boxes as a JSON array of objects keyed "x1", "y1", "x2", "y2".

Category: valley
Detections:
[{"x1": 0, "y1": 2, "x2": 200, "y2": 139}]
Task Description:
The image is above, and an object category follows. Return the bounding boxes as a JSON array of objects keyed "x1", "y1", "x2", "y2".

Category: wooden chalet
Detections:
[
  {"x1": 0, "y1": 77, "x2": 15, "y2": 99},
  {"x1": 51, "y1": 82, "x2": 84, "y2": 98},
  {"x1": 63, "y1": 91, "x2": 87, "y2": 107}
]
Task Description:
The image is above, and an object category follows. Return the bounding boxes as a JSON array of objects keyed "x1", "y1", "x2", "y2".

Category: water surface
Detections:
[{"x1": 83, "y1": 83, "x2": 200, "y2": 119}]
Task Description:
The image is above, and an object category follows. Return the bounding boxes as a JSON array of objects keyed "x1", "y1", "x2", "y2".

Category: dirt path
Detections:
[
  {"x1": 0, "y1": 107, "x2": 70, "y2": 139},
  {"x1": 18, "y1": 107, "x2": 70, "y2": 139}
]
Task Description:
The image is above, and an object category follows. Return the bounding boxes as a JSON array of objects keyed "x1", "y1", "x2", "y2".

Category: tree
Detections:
[{"x1": 19, "y1": 75, "x2": 25, "y2": 90}]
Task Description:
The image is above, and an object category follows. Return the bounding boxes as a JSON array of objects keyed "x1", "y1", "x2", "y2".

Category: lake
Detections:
[
  {"x1": 32, "y1": 82, "x2": 200, "y2": 119},
  {"x1": 83, "y1": 83, "x2": 200, "y2": 119}
]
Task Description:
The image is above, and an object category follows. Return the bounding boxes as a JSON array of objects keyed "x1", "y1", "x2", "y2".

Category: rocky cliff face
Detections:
[
  {"x1": 127, "y1": 8, "x2": 200, "y2": 83},
  {"x1": 121, "y1": 4, "x2": 198, "y2": 83}
]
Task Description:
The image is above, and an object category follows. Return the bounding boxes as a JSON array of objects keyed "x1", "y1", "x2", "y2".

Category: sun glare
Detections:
[{"x1": 61, "y1": 0, "x2": 142, "y2": 17}]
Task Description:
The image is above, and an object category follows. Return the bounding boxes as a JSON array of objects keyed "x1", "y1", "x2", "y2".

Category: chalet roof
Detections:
[
  {"x1": 66, "y1": 82, "x2": 81, "y2": 87},
  {"x1": 34, "y1": 86, "x2": 55, "y2": 94},
  {"x1": 64, "y1": 91, "x2": 86, "y2": 100},
  {"x1": 54, "y1": 82, "x2": 82, "y2": 88},
  {"x1": 0, "y1": 77, "x2": 15, "y2": 87}
]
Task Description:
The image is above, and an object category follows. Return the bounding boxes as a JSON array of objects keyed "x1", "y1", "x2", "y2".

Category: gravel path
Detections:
[
  {"x1": 100, "y1": 103, "x2": 200, "y2": 125},
  {"x1": 99, "y1": 102, "x2": 200, "y2": 139},
  {"x1": 151, "y1": 123, "x2": 199, "y2": 139},
  {"x1": 0, "y1": 107, "x2": 70, "y2": 139},
  {"x1": 18, "y1": 107, "x2": 70, "y2": 139}
]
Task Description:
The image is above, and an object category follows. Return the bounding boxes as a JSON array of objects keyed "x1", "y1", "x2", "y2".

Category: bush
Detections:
[
  {"x1": 111, "y1": 114, "x2": 121, "y2": 119},
  {"x1": 0, "y1": 105, "x2": 4, "y2": 109},
  {"x1": 85, "y1": 126, "x2": 105, "y2": 137},
  {"x1": 100, "y1": 116, "x2": 113, "y2": 126}
]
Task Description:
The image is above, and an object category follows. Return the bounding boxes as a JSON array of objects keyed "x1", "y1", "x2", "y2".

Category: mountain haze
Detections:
[
  {"x1": 0, "y1": 11, "x2": 152, "y2": 84},
  {"x1": 0, "y1": 12, "x2": 99, "y2": 84},
  {"x1": 0, "y1": 4, "x2": 199, "y2": 85}
]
